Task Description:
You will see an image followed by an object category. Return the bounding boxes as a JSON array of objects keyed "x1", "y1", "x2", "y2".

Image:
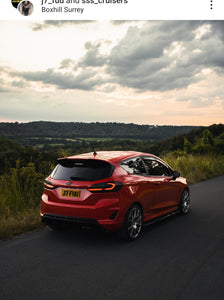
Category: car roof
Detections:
[{"x1": 59, "y1": 151, "x2": 156, "y2": 164}]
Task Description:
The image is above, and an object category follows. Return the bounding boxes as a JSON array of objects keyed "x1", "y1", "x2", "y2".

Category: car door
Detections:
[{"x1": 141, "y1": 156, "x2": 180, "y2": 216}]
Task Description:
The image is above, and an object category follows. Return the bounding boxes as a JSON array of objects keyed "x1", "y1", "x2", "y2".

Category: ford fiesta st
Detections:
[{"x1": 40, "y1": 151, "x2": 190, "y2": 240}]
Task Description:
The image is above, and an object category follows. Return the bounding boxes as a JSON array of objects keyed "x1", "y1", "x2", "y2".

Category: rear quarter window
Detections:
[{"x1": 120, "y1": 157, "x2": 147, "y2": 175}]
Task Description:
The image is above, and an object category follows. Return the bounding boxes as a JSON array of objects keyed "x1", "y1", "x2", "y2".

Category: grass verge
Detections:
[{"x1": 0, "y1": 208, "x2": 44, "y2": 240}]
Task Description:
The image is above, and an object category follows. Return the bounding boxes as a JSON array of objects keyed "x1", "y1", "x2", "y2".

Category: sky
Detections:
[{"x1": 0, "y1": 20, "x2": 224, "y2": 125}]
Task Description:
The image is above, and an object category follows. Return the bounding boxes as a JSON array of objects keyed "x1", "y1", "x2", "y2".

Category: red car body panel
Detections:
[{"x1": 41, "y1": 151, "x2": 188, "y2": 231}]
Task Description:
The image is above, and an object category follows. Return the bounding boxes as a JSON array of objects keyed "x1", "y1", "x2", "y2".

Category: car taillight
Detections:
[
  {"x1": 88, "y1": 181, "x2": 123, "y2": 193},
  {"x1": 44, "y1": 179, "x2": 56, "y2": 190}
]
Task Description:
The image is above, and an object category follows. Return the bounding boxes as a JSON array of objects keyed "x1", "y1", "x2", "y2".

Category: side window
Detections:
[
  {"x1": 142, "y1": 158, "x2": 172, "y2": 177},
  {"x1": 120, "y1": 157, "x2": 147, "y2": 175}
]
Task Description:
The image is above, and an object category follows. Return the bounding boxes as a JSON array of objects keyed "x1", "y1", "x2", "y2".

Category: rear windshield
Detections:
[{"x1": 51, "y1": 159, "x2": 114, "y2": 181}]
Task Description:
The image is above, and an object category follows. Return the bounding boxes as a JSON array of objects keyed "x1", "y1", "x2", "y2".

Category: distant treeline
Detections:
[{"x1": 0, "y1": 121, "x2": 196, "y2": 142}]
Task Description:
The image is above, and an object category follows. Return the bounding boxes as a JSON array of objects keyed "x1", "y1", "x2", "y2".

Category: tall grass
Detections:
[
  {"x1": 0, "y1": 208, "x2": 44, "y2": 240},
  {"x1": 0, "y1": 161, "x2": 44, "y2": 239},
  {"x1": 163, "y1": 153, "x2": 224, "y2": 184},
  {"x1": 0, "y1": 161, "x2": 43, "y2": 216}
]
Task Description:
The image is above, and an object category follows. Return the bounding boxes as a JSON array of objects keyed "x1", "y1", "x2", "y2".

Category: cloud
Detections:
[
  {"x1": 51, "y1": 20, "x2": 224, "y2": 94},
  {"x1": 1, "y1": 20, "x2": 224, "y2": 125},
  {"x1": 105, "y1": 21, "x2": 224, "y2": 92},
  {"x1": 0, "y1": 77, "x2": 14, "y2": 93},
  {"x1": 11, "y1": 68, "x2": 106, "y2": 91},
  {"x1": 0, "y1": 87, "x2": 12, "y2": 93},
  {"x1": 59, "y1": 58, "x2": 76, "y2": 69},
  {"x1": 110, "y1": 20, "x2": 142, "y2": 25},
  {"x1": 32, "y1": 20, "x2": 94, "y2": 31},
  {"x1": 6, "y1": 21, "x2": 224, "y2": 97},
  {"x1": 11, "y1": 80, "x2": 28, "y2": 89},
  {"x1": 78, "y1": 41, "x2": 108, "y2": 68}
]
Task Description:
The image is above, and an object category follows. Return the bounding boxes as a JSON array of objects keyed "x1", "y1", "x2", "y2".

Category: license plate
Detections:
[{"x1": 61, "y1": 189, "x2": 81, "y2": 198}]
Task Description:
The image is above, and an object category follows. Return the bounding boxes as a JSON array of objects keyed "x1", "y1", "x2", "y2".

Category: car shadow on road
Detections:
[{"x1": 42, "y1": 212, "x2": 190, "y2": 249}]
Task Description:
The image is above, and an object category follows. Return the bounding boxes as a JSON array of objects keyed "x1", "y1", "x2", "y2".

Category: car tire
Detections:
[
  {"x1": 179, "y1": 189, "x2": 190, "y2": 215},
  {"x1": 121, "y1": 204, "x2": 143, "y2": 241}
]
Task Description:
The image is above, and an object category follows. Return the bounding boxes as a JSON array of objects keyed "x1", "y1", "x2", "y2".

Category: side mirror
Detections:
[{"x1": 173, "y1": 170, "x2": 180, "y2": 180}]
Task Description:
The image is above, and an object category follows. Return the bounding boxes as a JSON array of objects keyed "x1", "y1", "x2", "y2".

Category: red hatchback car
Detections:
[{"x1": 41, "y1": 151, "x2": 190, "y2": 240}]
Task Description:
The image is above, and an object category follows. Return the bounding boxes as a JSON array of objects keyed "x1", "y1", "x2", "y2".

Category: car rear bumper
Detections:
[
  {"x1": 41, "y1": 193, "x2": 124, "y2": 231},
  {"x1": 42, "y1": 213, "x2": 101, "y2": 227}
]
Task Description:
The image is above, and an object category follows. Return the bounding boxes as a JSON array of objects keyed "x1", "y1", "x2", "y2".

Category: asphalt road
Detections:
[{"x1": 0, "y1": 175, "x2": 224, "y2": 300}]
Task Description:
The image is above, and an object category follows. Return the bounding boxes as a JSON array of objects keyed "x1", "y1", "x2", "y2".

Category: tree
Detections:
[
  {"x1": 184, "y1": 138, "x2": 192, "y2": 153},
  {"x1": 202, "y1": 129, "x2": 214, "y2": 146}
]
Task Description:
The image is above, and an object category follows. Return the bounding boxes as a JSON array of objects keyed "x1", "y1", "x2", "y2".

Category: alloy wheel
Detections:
[
  {"x1": 126, "y1": 205, "x2": 143, "y2": 239},
  {"x1": 180, "y1": 189, "x2": 190, "y2": 214}
]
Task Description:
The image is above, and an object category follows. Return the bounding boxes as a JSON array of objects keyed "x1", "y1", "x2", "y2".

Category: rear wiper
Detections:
[{"x1": 70, "y1": 177, "x2": 86, "y2": 181}]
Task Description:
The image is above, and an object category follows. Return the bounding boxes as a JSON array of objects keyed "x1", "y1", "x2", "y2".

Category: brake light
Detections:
[
  {"x1": 88, "y1": 181, "x2": 123, "y2": 193},
  {"x1": 44, "y1": 179, "x2": 56, "y2": 190},
  {"x1": 104, "y1": 183, "x2": 115, "y2": 191}
]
